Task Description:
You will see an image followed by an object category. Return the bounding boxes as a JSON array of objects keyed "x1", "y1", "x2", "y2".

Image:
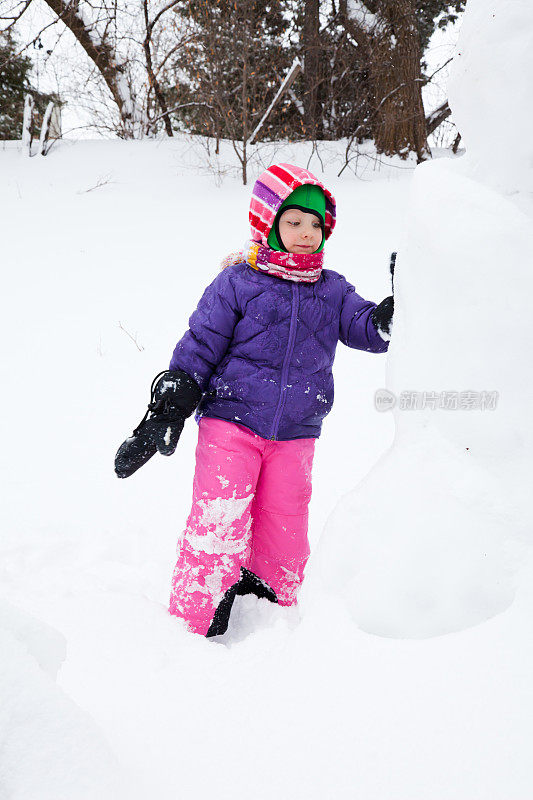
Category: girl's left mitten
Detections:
[
  {"x1": 371, "y1": 295, "x2": 394, "y2": 340},
  {"x1": 115, "y1": 369, "x2": 202, "y2": 479}
]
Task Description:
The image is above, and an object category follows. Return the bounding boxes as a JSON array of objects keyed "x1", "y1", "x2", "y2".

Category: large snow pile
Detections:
[
  {"x1": 316, "y1": 0, "x2": 533, "y2": 637},
  {"x1": 447, "y1": 0, "x2": 533, "y2": 197},
  {"x1": 0, "y1": 600, "x2": 133, "y2": 800}
]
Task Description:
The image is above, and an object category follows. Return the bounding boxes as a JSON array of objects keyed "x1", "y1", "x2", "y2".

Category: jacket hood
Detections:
[{"x1": 249, "y1": 163, "x2": 336, "y2": 248}]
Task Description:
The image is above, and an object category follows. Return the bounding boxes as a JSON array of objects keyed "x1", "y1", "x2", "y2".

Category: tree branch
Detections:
[
  {"x1": 426, "y1": 100, "x2": 451, "y2": 135},
  {"x1": 42, "y1": 0, "x2": 139, "y2": 136}
]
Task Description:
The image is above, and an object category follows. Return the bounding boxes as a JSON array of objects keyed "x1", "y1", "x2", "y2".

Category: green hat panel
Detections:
[{"x1": 267, "y1": 184, "x2": 326, "y2": 253}]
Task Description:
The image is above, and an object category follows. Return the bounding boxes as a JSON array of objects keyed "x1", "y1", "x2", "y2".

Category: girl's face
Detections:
[{"x1": 278, "y1": 209, "x2": 323, "y2": 254}]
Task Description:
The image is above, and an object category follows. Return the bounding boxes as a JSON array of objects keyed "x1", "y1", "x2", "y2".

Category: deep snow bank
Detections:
[
  {"x1": 0, "y1": 601, "x2": 133, "y2": 800},
  {"x1": 0, "y1": 135, "x2": 406, "y2": 800},
  {"x1": 316, "y1": 0, "x2": 533, "y2": 637},
  {"x1": 447, "y1": 0, "x2": 533, "y2": 199}
]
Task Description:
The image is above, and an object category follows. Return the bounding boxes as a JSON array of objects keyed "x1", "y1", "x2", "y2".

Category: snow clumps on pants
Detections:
[{"x1": 169, "y1": 417, "x2": 315, "y2": 635}]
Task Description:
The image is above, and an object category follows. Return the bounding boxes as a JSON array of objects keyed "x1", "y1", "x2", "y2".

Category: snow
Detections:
[
  {"x1": 2, "y1": 9, "x2": 533, "y2": 789},
  {"x1": 186, "y1": 494, "x2": 254, "y2": 555},
  {"x1": 447, "y1": 0, "x2": 533, "y2": 200},
  {"x1": 317, "y1": 0, "x2": 533, "y2": 642},
  {"x1": 376, "y1": 324, "x2": 390, "y2": 341},
  {"x1": 0, "y1": 601, "x2": 134, "y2": 800},
  {"x1": 346, "y1": 0, "x2": 379, "y2": 32}
]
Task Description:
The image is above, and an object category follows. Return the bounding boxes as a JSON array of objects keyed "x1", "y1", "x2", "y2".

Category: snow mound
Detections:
[
  {"x1": 315, "y1": 0, "x2": 533, "y2": 637},
  {"x1": 315, "y1": 428, "x2": 526, "y2": 638},
  {"x1": 447, "y1": 0, "x2": 533, "y2": 197},
  {"x1": 0, "y1": 601, "x2": 134, "y2": 800},
  {"x1": 0, "y1": 598, "x2": 66, "y2": 679}
]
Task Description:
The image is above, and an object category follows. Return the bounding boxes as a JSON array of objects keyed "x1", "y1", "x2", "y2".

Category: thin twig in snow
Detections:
[
  {"x1": 118, "y1": 322, "x2": 145, "y2": 352},
  {"x1": 426, "y1": 57, "x2": 454, "y2": 83},
  {"x1": 77, "y1": 174, "x2": 115, "y2": 193}
]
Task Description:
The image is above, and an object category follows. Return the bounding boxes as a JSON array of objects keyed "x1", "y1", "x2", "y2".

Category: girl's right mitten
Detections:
[{"x1": 115, "y1": 369, "x2": 202, "y2": 479}]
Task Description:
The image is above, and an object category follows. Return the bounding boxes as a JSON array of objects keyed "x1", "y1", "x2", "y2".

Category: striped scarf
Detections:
[{"x1": 221, "y1": 240, "x2": 324, "y2": 283}]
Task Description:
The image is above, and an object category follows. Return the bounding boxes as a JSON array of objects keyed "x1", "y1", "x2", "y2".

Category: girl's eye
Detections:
[
  {"x1": 313, "y1": 222, "x2": 320, "y2": 228},
  {"x1": 289, "y1": 221, "x2": 299, "y2": 226}
]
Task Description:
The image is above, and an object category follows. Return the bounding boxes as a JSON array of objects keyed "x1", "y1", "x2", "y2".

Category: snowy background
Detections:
[{"x1": 2, "y1": 0, "x2": 533, "y2": 797}]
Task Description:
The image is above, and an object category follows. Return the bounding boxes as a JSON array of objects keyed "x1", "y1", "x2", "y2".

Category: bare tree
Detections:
[
  {"x1": 337, "y1": 0, "x2": 428, "y2": 161},
  {"x1": 371, "y1": 0, "x2": 429, "y2": 160},
  {"x1": 240, "y1": 0, "x2": 250, "y2": 184},
  {"x1": 2, "y1": 0, "x2": 198, "y2": 138},
  {"x1": 141, "y1": 0, "x2": 198, "y2": 136},
  {"x1": 36, "y1": 0, "x2": 140, "y2": 136},
  {"x1": 142, "y1": 0, "x2": 174, "y2": 136},
  {"x1": 302, "y1": 0, "x2": 320, "y2": 139},
  {"x1": 3, "y1": 0, "x2": 457, "y2": 157},
  {"x1": 0, "y1": 0, "x2": 34, "y2": 31}
]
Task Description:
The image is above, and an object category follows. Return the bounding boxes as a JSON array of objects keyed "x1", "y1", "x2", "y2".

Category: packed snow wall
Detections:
[
  {"x1": 315, "y1": 0, "x2": 533, "y2": 638},
  {"x1": 0, "y1": 601, "x2": 134, "y2": 800}
]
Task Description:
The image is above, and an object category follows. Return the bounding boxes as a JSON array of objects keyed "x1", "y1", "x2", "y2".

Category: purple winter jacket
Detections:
[{"x1": 169, "y1": 261, "x2": 389, "y2": 441}]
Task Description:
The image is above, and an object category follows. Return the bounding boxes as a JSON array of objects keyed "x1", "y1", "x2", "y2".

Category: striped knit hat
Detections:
[{"x1": 250, "y1": 163, "x2": 336, "y2": 247}]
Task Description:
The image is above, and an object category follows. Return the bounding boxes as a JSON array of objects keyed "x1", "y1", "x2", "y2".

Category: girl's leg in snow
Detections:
[
  {"x1": 169, "y1": 418, "x2": 262, "y2": 635},
  {"x1": 248, "y1": 437, "x2": 315, "y2": 606}
]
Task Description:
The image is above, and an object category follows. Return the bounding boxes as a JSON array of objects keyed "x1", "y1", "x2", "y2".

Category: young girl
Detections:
[{"x1": 115, "y1": 163, "x2": 393, "y2": 637}]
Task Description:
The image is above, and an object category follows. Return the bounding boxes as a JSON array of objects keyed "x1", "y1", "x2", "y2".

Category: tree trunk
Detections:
[
  {"x1": 143, "y1": 0, "x2": 173, "y2": 137},
  {"x1": 21, "y1": 94, "x2": 34, "y2": 156},
  {"x1": 372, "y1": 0, "x2": 429, "y2": 161},
  {"x1": 38, "y1": 101, "x2": 54, "y2": 155},
  {"x1": 241, "y1": 4, "x2": 249, "y2": 185},
  {"x1": 302, "y1": 0, "x2": 320, "y2": 139},
  {"x1": 426, "y1": 100, "x2": 451, "y2": 136}
]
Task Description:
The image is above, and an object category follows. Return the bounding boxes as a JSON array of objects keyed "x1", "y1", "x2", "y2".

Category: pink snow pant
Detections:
[{"x1": 169, "y1": 417, "x2": 315, "y2": 635}]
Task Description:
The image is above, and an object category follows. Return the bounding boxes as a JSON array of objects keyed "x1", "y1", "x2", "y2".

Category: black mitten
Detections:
[
  {"x1": 371, "y1": 295, "x2": 394, "y2": 338},
  {"x1": 115, "y1": 369, "x2": 202, "y2": 479},
  {"x1": 371, "y1": 250, "x2": 396, "y2": 339}
]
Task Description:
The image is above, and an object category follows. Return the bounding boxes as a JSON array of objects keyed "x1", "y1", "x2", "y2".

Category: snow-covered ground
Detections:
[
  {"x1": 2, "y1": 5, "x2": 533, "y2": 790},
  {"x1": 0, "y1": 137, "x2": 403, "y2": 798}
]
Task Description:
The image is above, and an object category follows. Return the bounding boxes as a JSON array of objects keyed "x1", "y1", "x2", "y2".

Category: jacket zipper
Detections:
[{"x1": 270, "y1": 282, "x2": 299, "y2": 440}]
